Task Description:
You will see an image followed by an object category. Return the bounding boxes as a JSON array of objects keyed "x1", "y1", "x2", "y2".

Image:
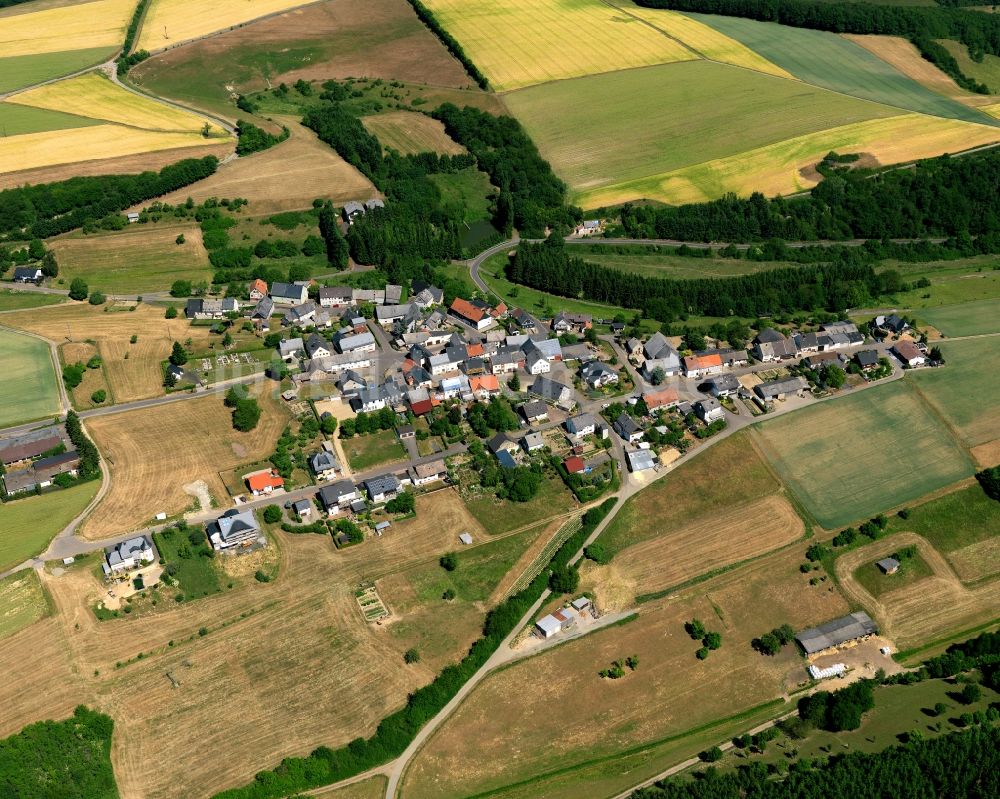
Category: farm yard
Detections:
[
  {"x1": 80, "y1": 389, "x2": 289, "y2": 537},
  {"x1": 49, "y1": 222, "x2": 212, "y2": 294},
  {"x1": 0, "y1": 482, "x2": 99, "y2": 572},
  {"x1": 401, "y1": 544, "x2": 850, "y2": 799},
  {"x1": 0, "y1": 328, "x2": 61, "y2": 427},
  {"x1": 751, "y1": 382, "x2": 974, "y2": 529},
  {"x1": 361, "y1": 111, "x2": 465, "y2": 156}
]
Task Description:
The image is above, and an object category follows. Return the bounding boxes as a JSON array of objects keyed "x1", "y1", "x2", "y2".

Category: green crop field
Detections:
[
  {"x1": 921, "y1": 298, "x2": 1000, "y2": 335},
  {"x1": 0, "y1": 328, "x2": 61, "y2": 428},
  {"x1": 0, "y1": 101, "x2": 98, "y2": 135},
  {"x1": 687, "y1": 13, "x2": 999, "y2": 126},
  {"x1": 752, "y1": 382, "x2": 974, "y2": 529},
  {"x1": 0, "y1": 482, "x2": 99, "y2": 572},
  {"x1": 503, "y1": 60, "x2": 897, "y2": 205},
  {"x1": 940, "y1": 40, "x2": 1000, "y2": 92},
  {"x1": 0, "y1": 290, "x2": 66, "y2": 312},
  {"x1": 0, "y1": 47, "x2": 115, "y2": 94},
  {"x1": 909, "y1": 338, "x2": 1000, "y2": 448}
]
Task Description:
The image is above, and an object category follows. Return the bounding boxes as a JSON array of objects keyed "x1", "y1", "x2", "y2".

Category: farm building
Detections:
[
  {"x1": 807, "y1": 663, "x2": 847, "y2": 680},
  {"x1": 270, "y1": 282, "x2": 308, "y2": 305},
  {"x1": 795, "y1": 611, "x2": 878, "y2": 655},
  {"x1": 626, "y1": 449, "x2": 655, "y2": 472},
  {"x1": 876, "y1": 557, "x2": 900, "y2": 575},
  {"x1": 571, "y1": 596, "x2": 591, "y2": 611},
  {"x1": 208, "y1": 509, "x2": 261, "y2": 551},
  {"x1": 0, "y1": 428, "x2": 69, "y2": 466},
  {"x1": 535, "y1": 608, "x2": 576, "y2": 638},
  {"x1": 706, "y1": 374, "x2": 740, "y2": 398},
  {"x1": 892, "y1": 340, "x2": 927, "y2": 368},
  {"x1": 459, "y1": 532, "x2": 474, "y2": 545},
  {"x1": 754, "y1": 375, "x2": 809, "y2": 402}
]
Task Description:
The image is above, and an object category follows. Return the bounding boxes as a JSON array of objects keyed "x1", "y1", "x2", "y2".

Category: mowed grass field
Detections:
[
  {"x1": 920, "y1": 297, "x2": 1000, "y2": 335},
  {"x1": 503, "y1": 61, "x2": 898, "y2": 204},
  {"x1": 752, "y1": 382, "x2": 974, "y2": 529},
  {"x1": 422, "y1": 0, "x2": 694, "y2": 91},
  {"x1": 940, "y1": 40, "x2": 1000, "y2": 92},
  {"x1": 402, "y1": 545, "x2": 850, "y2": 799},
  {"x1": 0, "y1": 571, "x2": 49, "y2": 641},
  {"x1": 0, "y1": 290, "x2": 66, "y2": 312},
  {"x1": 0, "y1": 482, "x2": 99, "y2": 571},
  {"x1": 686, "y1": 13, "x2": 999, "y2": 126},
  {"x1": 0, "y1": 47, "x2": 115, "y2": 94},
  {"x1": 0, "y1": 0, "x2": 133, "y2": 56},
  {"x1": 0, "y1": 102, "x2": 98, "y2": 135},
  {"x1": 50, "y1": 223, "x2": 212, "y2": 294},
  {"x1": 0, "y1": 328, "x2": 61, "y2": 427},
  {"x1": 81, "y1": 389, "x2": 289, "y2": 537},
  {"x1": 361, "y1": 111, "x2": 465, "y2": 156}
]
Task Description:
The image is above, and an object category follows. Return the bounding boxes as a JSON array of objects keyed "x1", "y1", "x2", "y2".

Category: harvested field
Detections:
[
  {"x1": 50, "y1": 222, "x2": 212, "y2": 294},
  {"x1": 752, "y1": 382, "x2": 975, "y2": 529},
  {"x1": 313, "y1": 776, "x2": 387, "y2": 799},
  {"x1": 423, "y1": 0, "x2": 695, "y2": 91},
  {"x1": 909, "y1": 338, "x2": 1000, "y2": 449},
  {"x1": 612, "y1": 495, "x2": 804, "y2": 599},
  {"x1": 0, "y1": 571, "x2": 49, "y2": 641},
  {"x1": 3, "y1": 303, "x2": 217, "y2": 403},
  {"x1": 0, "y1": 328, "x2": 60, "y2": 427},
  {"x1": 154, "y1": 119, "x2": 376, "y2": 213},
  {"x1": 0, "y1": 482, "x2": 99, "y2": 572},
  {"x1": 137, "y1": 0, "x2": 318, "y2": 52},
  {"x1": 9, "y1": 72, "x2": 227, "y2": 135},
  {"x1": 835, "y1": 533, "x2": 999, "y2": 650},
  {"x1": 60, "y1": 341, "x2": 110, "y2": 409},
  {"x1": 0, "y1": 47, "x2": 114, "y2": 94},
  {"x1": 920, "y1": 297, "x2": 1000, "y2": 336},
  {"x1": 131, "y1": 0, "x2": 478, "y2": 118},
  {"x1": 0, "y1": 0, "x2": 132, "y2": 57},
  {"x1": 402, "y1": 545, "x2": 850, "y2": 799},
  {"x1": 946, "y1": 538, "x2": 1000, "y2": 583},
  {"x1": 503, "y1": 61, "x2": 897, "y2": 204},
  {"x1": 362, "y1": 111, "x2": 464, "y2": 156},
  {"x1": 81, "y1": 390, "x2": 289, "y2": 537}
]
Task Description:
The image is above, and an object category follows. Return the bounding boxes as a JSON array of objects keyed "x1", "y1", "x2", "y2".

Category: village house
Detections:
[
  {"x1": 754, "y1": 375, "x2": 809, "y2": 402},
  {"x1": 410, "y1": 459, "x2": 447, "y2": 486},
  {"x1": 376, "y1": 303, "x2": 411, "y2": 326},
  {"x1": 207, "y1": 509, "x2": 261, "y2": 551},
  {"x1": 309, "y1": 450, "x2": 341, "y2": 481},
  {"x1": 642, "y1": 387, "x2": 680, "y2": 412},
  {"x1": 450, "y1": 297, "x2": 494, "y2": 330},
  {"x1": 613, "y1": 412, "x2": 643, "y2": 444},
  {"x1": 246, "y1": 470, "x2": 284, "y2": 496},
  {"x1": 511, "y1": 308, "x2": 536, "y2": 332},
  {"x1": 551, "y1": 311, "x2": 592, "y2": 334},
  {"x1": 364, "y1": 474, "x2": 402, "y2": 503},
  {"x1": 873, "y1": 314, "x2": 908, "y2": 336},
  {"x1": 488, "y1": 433, "x2": 520, "y2": 457},
  {"x1": 12, "y1": 266, "x2": 43, "y2": 283},
  {"x1": 305, "y1": 333, "x2": 332, "y2": 359},
  {"x1": 185, "y1": 297, "x2": 239, "y2": 320},
  {"x1": 319, "y1": 479, "x2": 359, "y2": 514},
  {"x1": 298, "y1": 352, "x2": 373, "y2": 381},
  {"x1": 694, "y1": 398, "x2": 725, "y2": 424},
  {"x1": 529, "y1": 376, "x2": 574, "y2": 406},
  {"x1": 753, "y1": 328, "x2": 797, "y2": 362},
  {"x1": 524, "y1": 347, "x2": 550, "y2": 375},
  {"x1": 249, "y1": 278, "x2": 268, "y2": 301},
  {"x1": 706, "y1": 373, "x2": 740, "y2": 398},
  {"x1": 282, "y1": 301, "x2": 318, "y2": 327},
  {"x1": 565, "y1": 413, "x2": 598, "y2": 438},
  {"x1": 892, "y1": 339, "x2": 927, "y2": 368},
  {"x1": 682, "y1": 352, "x2": 724, "y2": 379},
  {"x1": 292, "y1": 499, "x2": 313, "y2": 520},
  {"x1": 103, "y1": 535, "x2": 155, "y2": 576},
  {"x1": 469, "y1": 374, "x2": 501, "y2": 399},
  {"x1": 319, "y1": 286, "x2": 354, "y2": 309},
  {"x1": 353, "y1": 288, "x2": 386, "y2": 305},
  {"x1": 336, "y1": 330, "x2": 377, "y2": 355},
  {"x1": 250, "y1": 296, "x2": 274, "y2": 327},
  {"x1": 278, "y1": 338, "x2": 304, "y2": 363},
  {"x1": 270, "y1": 282, "x2": 308, "y2": 306},
  {"x1": 574, "y1": 219, "x2": 602, "y2": 237},
  {"x1": 438, "y1": 374, "x2": 472, "y2": 401},
  {"x1": 522, "y1": 430, "x2": 546, "y2": 452},
  {"x1": 580, "y1": 361, "x2": 618, "y2": 389},
  {"x1": 519, "y1": 400, "x2": 549, "y2": 423},
  {"x1": 855, "y1": 349, "x2": 880, "y2": 371},
  {"x1": 642, "y1": 332, "x2": 681, "y2": 378}
]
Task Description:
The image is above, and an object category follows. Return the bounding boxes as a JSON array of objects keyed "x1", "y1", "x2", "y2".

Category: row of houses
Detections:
[
  {"x1": 752, "y1": 323, "x2": 865, "y2": 363},
  {"x1": 0, "y1": 424, "x2": 80, "y2": 495}
]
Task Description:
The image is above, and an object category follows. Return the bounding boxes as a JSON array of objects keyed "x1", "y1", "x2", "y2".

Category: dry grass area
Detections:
[
  {"x1": 0, "y1": 0, "x2": 132, "y2": 56},
  {"x1": 488, "y1": 518, "x2": 562, "y2": 604},
  {"x1": 60, "y1": 341, "x2": 111, "y2": 409},
  {"x1": 403, "y1": 545, "x2": 850, "y2": 799},
  {"x1": 2, "y1": 303, "x2": 215, "y2": 403},
  {"x1": 81, "y1": 389, "x2": 289, "y2": 537},
  {"x1": 609, "y1": 495, "x2": 804, "y2": 600},
  {"x1": 971, "y1": 439, "x2": 1000, "y2": 469},
  {"x1": 0, "y1": 570, "x2": 49, "y2": 641},
  {"x1": 362, "y1": 111, "x2": 465, "y2": 155},
  {"x1": 835, "y1": 533, "x2": 1000, "y2": 651},
  {"x1": 154, "y1": 119, "x2": 376, "y2": 212},
  {"x1": 947, "y1": 537, "x2": 1000, "y2": 583}
]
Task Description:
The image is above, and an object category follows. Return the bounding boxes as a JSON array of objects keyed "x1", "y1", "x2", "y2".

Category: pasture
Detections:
[
  {"x1": 0, "y1": 102, "x2": 97, "y2": 135},
  {"x1": 50, "y1": 223, "x2": 212, "y2": 294},
  {"x1": 884, "y1": 258, "x2": 1000, "y2": 309},
  {"x1": 582, "y1": 247, "x2": 790, "y2": 279},
  {"x1": 136, "y1": 0, "x2": 317, "y2": 52},
  {"x1": 920, "y1": 297, "x2": 1000, "y2": 335},
  {"x1": 0, "y1": 328, "x2": 60, "y2": 427},
  {"x1": 0, "y1": 47, "x2": 114, "y2": 94},
  {"x1": 9, "y1": 73, "x2": 227, "y2": 135},
  {"x1": 132, "y1": 0, "x2": 480, "y2": 118},
  {"x1": 940, "y1": 40, "x2": 1000, "y2": 92},
  {"x1": 81, "y1": 389, "x2": 289, "y2": 537},
  {"x1": 0, "y1": 571, "x2": 49, "y2": 641},
  {"x1": 0, "y1": 290, "x2": 65, "y2": 312},
  {"x1": 0, "y1": 482, "x2": 99, "y2": 572},
  {"x1": 361, "y1": 111, "x2": 465, "y2": 156},
  {"x1": 0, "y1": 0, "x2": 132, "y2": 57},
  {"x1": 752, "y1": 382, "x2": 974, "y2": 529},
  {"x1": 401, "y1": 545, "x2": 850, "y2": 799},
  {"x1": 421, "y1": 0, "x2": 694, "y2": 91},
  {"x1": 686, "y1": 13, "x2": 999, "y2": 126},
  {"x1": 503, "y1": 61, "x2": 897, "y2": 205},
  {"x1": 909, "y1": 338, "x2": 1000, "y2": 451}
]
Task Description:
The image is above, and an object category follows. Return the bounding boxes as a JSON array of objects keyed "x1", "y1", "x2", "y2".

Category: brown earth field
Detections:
[
  {"x1": 0, "y1": 493, "x2": 493, "y2": 799},
  {"x1": 153, "y1": 119, "x2": 376, "y2": 213},
  {"x1": 971, "y1": 439, "x2": 1000, "y2": 469},
  {"x1": 402, "y1": 544, "x2": 850, "y2": 799},
  {"x1": 130, "y1": 0, "x2": 480, "y2": 120},
  {"x1": 835, "y1": 532, "x2": 1000, "y2": 651},
  {"x1": 0, "y1": 142, "x2": 231, "y2": 191},
  {"x1": 80, "y1": 389, "x2": 290, "y2": 537},
  {"x1": 362, "y1": 111, "x2": 465, "y2": 156},
  {"x1": 2, "y1": 303, "x2": 216, "y2": 403}
]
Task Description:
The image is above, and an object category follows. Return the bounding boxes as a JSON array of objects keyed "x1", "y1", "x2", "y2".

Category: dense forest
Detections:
[
  {"x1": 0, "y1": 706, "x2": 117, "y2": 799},
  {"x1": 617, "y1": 150, "x2": 1000, "y2": 243},
  {"x1": 508, "y1": 236, "x2": 891, "y2": 320},
  {"x1": 631, "y1": 726, "x2": 1000, "y2": 799},
  {"x1": 632, "y1": 0, "x2": 1000, "y2": 91},
  {"x1": 0, "y1": 156, "x2": 218, "y2": 239}
]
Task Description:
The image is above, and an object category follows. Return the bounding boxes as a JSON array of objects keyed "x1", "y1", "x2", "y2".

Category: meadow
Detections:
[
  {"x1": 752, "y1": 382, "x2": 975, "y2": 529},
  {"x1": 884, "y1": 258, "x2": 1000, "y2": 310},
  {"x1": 920, "y1": 297, "x2": 1000, "y2": 335},
  {"x1": 0, "y1": 482, "x2": 99, "y2": 572},
  {"x1": 0, "y1": 571, "x2": 49, "y2": 641},
  {"x1": 0, "y1": 328, "x2": 60, "y2": 427},
  {"x1": 461, "y1": 472, "x2": 578, "y2": 536},
  {"x1": 0, "y1": 0, "x2": 133, "y2": 57},
  {"x1": 503, "y1": 61, "x2": 898, "y2": 205},
  {"x1": 421, "y1": 0, "x2": 694, "y2": 91},
  {"x1": 0, "y1": 47, "x2": 115, "y2": 94},
  {"x1": 361, "y1": 111, "x2": 465, "y2": 156},
  {"x1": 50, "y1": 222, "x2": 212, "y2": 294},
  {"x1": 940, "y1": 40, "x2": 1000, "y2": 91},
  {"x1": 430, "y1": 168, "x2": 496, "y2": 226},
  {"x1": 581, "y1": 247, "x2": 791, "y2": 279},
  {"x1": 0, "y1": 102, "x2": 97, "y2": 135},
  {"x1": 0, "y1": 290, "x2": 65, "y2": 312}
]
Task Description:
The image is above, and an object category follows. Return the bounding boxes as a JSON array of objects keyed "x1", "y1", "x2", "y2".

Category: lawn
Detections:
[
  {"x1": 0, "y1": 570, "x2": 49, "y2": 641},
  {"x1": 503, "y1": 60, "x2": 898, "y2": 205},
  {"x1": 940, "y1": 40, "x2": 1000, "y2": 92},
  {"x1": 852, "y1": 551, "x2": 934, "y2": 598},
  {"x1": 462, "y1": 473, "x2": 577, "y2": 536},
  {"x1": 0, "y1": 328, "x2": 61, "y2": 427},
  {"x1": 687, "y1": 13, "x2": 999, "y2": 126},
  {"x1": 152, "y1": 525, "x2": 222, "y2": 599},
  {"x1": 0, "y1": 101, "x2": 97, "y2": 135},
  {"x1": 921, "y1": 298, "x2": 1000, "y2": 336},
  {"x1": 909, "y1": 338, "x2": 1000, "y2": 448},
  {"x1": 421, "y1": 0, "x2": 695, "y2": 90},
  {"x1": 0, "y1": 47, "x2": 116, "y2": 94},
  {"x1": 0, "y1": 290, "x2": 65, "y2": 312},
  {"x1": 343, "y1": 429, "x2": 407, "y2": 471},
  {"x1": 752, "y1": 382, "x2": 975, "y2": 529},
  {"x1": 0, "y1": 482, "x2": 99, "y2": 572}
]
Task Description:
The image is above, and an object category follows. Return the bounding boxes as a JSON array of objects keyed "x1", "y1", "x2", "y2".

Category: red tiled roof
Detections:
[
  {"x1": 470, "y1": 375, "x2": 500, "y2": 393},
  {"x1": 410, "y1": 399, "x2": 434, "y2": 415},
  {"x1": 683, "y1": 353, "x2": 723, "y2": 371},
  {"x1": 247, "y1": 471, "x2": 284, "y2": 491},
  {"x1": 563, "y1": 456, "x2": 586, "y2": 474},
  {"x1": 251, "y1": 278, "x2": 268, "y2": 295},
  {"x1": 643, "y1": 388, "x2": 679, "y2": 409},
  {"x1": 466, "y1": 343, "x2": 485, "y2": 357},
  {"x1": 450, "y1": 297, "x2": 486, "y2": 323}
]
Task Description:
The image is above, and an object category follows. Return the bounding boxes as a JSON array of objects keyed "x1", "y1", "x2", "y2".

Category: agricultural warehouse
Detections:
[{"x1": 795, "y1": 611, "x2": 878, "y2": 655}]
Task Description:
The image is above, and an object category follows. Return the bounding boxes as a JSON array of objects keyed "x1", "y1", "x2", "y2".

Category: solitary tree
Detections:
[
  {"x1": 650, "y1": 367, "x2": 666, "y2": 385},
  {"x1": 169, "y1": 342, "x2": 188, "y2": 367},
  {"x1": 68, "y1": 277, "x2": 89, "y2": 301},
  {"x1": 403, "y1": 648, "x2": 420, "y2": 664}
]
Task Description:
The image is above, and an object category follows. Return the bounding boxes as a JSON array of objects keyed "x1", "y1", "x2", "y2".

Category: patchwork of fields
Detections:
[{"x1": 0, "y1": 328, "x2": 61, "y2": 428}]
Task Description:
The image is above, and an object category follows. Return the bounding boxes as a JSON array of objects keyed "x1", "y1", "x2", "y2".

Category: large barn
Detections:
[{"x1": 796, "y1": 611, "x2": 878, "y2": 655}]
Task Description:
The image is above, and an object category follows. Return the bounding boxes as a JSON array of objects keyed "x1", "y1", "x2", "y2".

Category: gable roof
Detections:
[
  {"x1": 450, "y1": 297, "x2": 486, "y2": 323},
  {"x1": 247, "y1": 471, "x2": 284, "y2": 491},
  {"x1": 271, "y1": 282, "x2": 305, "y2": 300}
]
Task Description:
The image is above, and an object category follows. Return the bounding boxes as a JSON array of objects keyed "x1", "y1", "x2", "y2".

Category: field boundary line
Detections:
[
  {"x1": 599, "y1": 0, "x2": 703, "y2": 59},
  {"x1": 496, "y1": 514, "x2": 582, "y2": 603}
]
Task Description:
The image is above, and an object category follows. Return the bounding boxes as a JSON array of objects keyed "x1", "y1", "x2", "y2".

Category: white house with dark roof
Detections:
[
  {"x1": 305, "y1": 333, "x2": 332, "y2": 359},
  {"x1": 365, "y1": 474, "x2": 402, "y2": 503},
  {"x1": 319, "y1": 479, "x2": 359, "y2": 514},
  {"x1": 208, "y1": 509, "x2": 261, "y2": 551},
  {"x1": 642, "y1": 332, "x2": 681, "y2": 378},
  {"x1": 278, "y1": 338, "x2": 304, "y2": 362},
  {"x1": 103, "y1": 535, "x2": 154, "y2": 576},
  {"x1": 337, "y1": 331, "x2": 376, "y2": 355},
  {"x1": 319, "y1": 286, "x2": 354, "y2": 308},
  {"x1": 310, "y1": 450, "x2": 341, "y2": 481},
  {"x1": 270, "y1": 282, "x2": 308, "y2": 305}
]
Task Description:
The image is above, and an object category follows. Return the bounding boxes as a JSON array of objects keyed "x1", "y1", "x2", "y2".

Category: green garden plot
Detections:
[
  {"x1": 687, "y1": 13, "x2": 999, "y2": 126},
  {"x1": 0, "y1": 329, "x2": 61, "y2": 427},
  {"x1": 752, "y1": 382, "x2": 974, "y2": 529}
]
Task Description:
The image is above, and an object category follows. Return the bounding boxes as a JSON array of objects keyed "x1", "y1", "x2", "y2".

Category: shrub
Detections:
[
  {"x1": 548, "y1": 563, "x2": 579, "y2": 594},
  {"x1": 232, "y1": 397, "x2": 261, "y2": 432},
  {"x1": 685, "y1": 619, "x2": 706, "y2": 640},
  {"x1": 583, "y1": 542, "x2": 612, "y2": 565},
  {"x1": 439, "y1": 553, "x2": 457, "y2": 571},
  {"x1": 68, "y1": 277, "x2": 88, "y2": 300},
  {"x1": 442, "y1": 588, "x2": 456, "y2": 601},
  {"x1": 696, "y1": 647, "x2": 709, "y2": 660},
  {"x1": 403, "y1": 648, "x2": 420, "y2": 664},
  {"x1": 165, "y1": 306, "x2": 178, "y2": 319},
  {"x1": 254, "y1": 570, "x2": 271, "y2": 583},
  {"x1": 198, "y1": 627, "x2": 208, "y2": 637},
  {"x1": 703, "y1": 631, "x2": 722, "y2": 650},
  {"x1": 262, "y1": 505, "x2": 282, "y2": 524},
  {"x1": 90, "y1": 389, "x2": 107, "y2": 404},
  {"x1": 88, "y1": 291, "x2": 106, "y2": 305}
]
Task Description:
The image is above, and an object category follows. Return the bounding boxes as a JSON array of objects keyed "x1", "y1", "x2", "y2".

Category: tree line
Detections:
[
  {"x1": 404, "y1": 0, "x2": 490, "y2": 89},
  {"x1": 632, "y1": 0, "x2": 1000, "y2": 92},
  {"x1": 0, "y1": 156, "x2": 218, "y2": 239},
  {"x1": 235, "y1": 121, "x2": 289, "y2": 156},
  {"x1": 117, "y1": 0, "x2": 151, "y2": 76}
]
